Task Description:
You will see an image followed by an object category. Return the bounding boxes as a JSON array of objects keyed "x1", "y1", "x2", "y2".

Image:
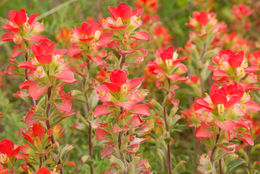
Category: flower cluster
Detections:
[
  {"x1": 0, "y1": 1, "x2": 259, "y2": 174},
  {"x1": 1, "y1": 9, "x2": 76, "y2": 173},
  {"x1": 94, "y1": 69, "x2": 151, "y2": 173},
  {"x1": 208, "y1": 50, "x2": 258, "y2": 88}
]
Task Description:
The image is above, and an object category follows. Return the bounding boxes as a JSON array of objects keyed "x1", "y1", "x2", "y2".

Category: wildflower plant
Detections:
[{"x1": 0, "y1": 0, "x2": 259, "y2": 174}]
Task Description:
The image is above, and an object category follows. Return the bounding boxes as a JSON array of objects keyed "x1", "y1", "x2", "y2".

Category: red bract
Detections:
[
  {"x1": 1, "y1": 9, "x2": 45, "y2": 43},
  {"x1": 22, "y1": 122, "x2": 46, "y2": 145},
  {"x1": 228, "y1": 50, "x2": 244, "y2": 68},
  {"x1": 19, "y1": 80, "x2": 49, "y2": 100},
  {"x1": 209, "y1": 50, "x2": 257, "y2": 86},
  {"x1": 193, "y1": 11, "x2": 210, "y2": 26},
  {"x1": 32, "y1": 42, "x2": 55, "y2": 64},
  {"x1": 154, "y1": 25, "x2": 172, "y2": 47},
  {"x1": 0, "y1": 139, "x2": 21, "y2": 158},
  {"x1": 7, "y1": 9, "x2": 26, "y2": 26},
  {"x1": 32, "y1": 123, "x2": 45, "y2": 140},
  {"x1": 94, "y1": 69, "x2": 148, "y2": 117},
  {"x1": 144, "y1": 46, "x2": 187, "y2": 90},
  {"x1": 36, "y1": 167, "x2": 50, "y2": 174},
  {"x1": 232, "y1": 5, "x2": 253, "y2": 20},
  {"x1": 134, "y1": 0, "x2": 161, "y2": 15},
  {"x1": 186, "y1": 11, "x2": 216, "y2": 29},
  {"x1": 104, "y1": 69, "x2": 127, "y2": 92},
  {"x1": 209, "y1": 85, "x2": 227, "y2": 105},
  {"x1": 184, "y1": 83, "x2": 260, "y2": 148},
  {"x1": 71, "y1": 22, "x2": 100, "y2": 43},
  {"x1": 55, "y1": 28, "x2": 71, "y2": 45},
  {"x1": 53, "y1": 68, "x2": 77, "y2": 84},
  {"x1": 108, "y1": 3, "x2": 143, "y2": 20}
]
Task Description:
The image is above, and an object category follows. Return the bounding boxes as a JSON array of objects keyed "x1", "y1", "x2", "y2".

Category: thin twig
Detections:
[
  {"x1": 39, "y1": 156, "x2": 42, "y2": 169},
  {"x1": 219, "y1": 159, "x2": 223, "y2": 174},
  {"x1": 119, "y1": 55, "x2": 126, "y2": 69},
  {"x1": 37, "y1": 0, "x2": 77, "y2": 20}
]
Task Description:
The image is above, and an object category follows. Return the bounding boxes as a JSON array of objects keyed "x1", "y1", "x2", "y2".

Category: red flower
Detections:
[
  {"x1": 209, "y1": 85, "x2": 227, "y2": 105},
  {"x1": 19, "y1": 80, "x2": 49, "y2": 100},
  {"x1": 104, "y1": 69, "x2": 127, "y2": 92},
  {"x1": 95, "y1": 128, "x2": 110, "y2": 141},
  {"x1": 2, "y1": 9, "x2": 44, "y2": 40},
  {"x1": 0, "y1": 139, "x2": 21, "y2": 158},
  {"x1": 36, "y1": 167, "x2": 51, "y2": 174},
  {"x1": 160, "y1": 46, "x2": 174, "y2": 61},
  {"x1": 232, "y1": 5, "x2": 253, "y2": 20},
  {"x1": 130, "y1": 31, "x2": 150, "y2": 41},
  {"x1": 22, "y1": 122, "x2": 46, "y2": 146},
  {"x1": 53, "y1": 68, "x2": 77, "y2": 84},
  {"x1": 32, "y1": 123, "x2": 45, "y2": 140},
  {"x1": 193, "y1": 11, "x2": 210, "y2": 26},
  {"x1": 0, "y1": 139, "x2": 14, "y2": 155},
  {"x1": 229, "y1": 51, "x2": 244, "y2": 68},
  {"x1": 4, "y1": 9, "x2": 27, "y2": 29},
  {"x1": 71, "y1": 22, "x2": 100, "y2": 43},
  {"x1": 186, "y1": 11, "x2": 216, "y2": 29},
  {"x1": 32, "y1": 42, "x2": 55, "y2": 64},
  {"x1": 108, "y1": 3, "x2": 143, "y2": 20}
]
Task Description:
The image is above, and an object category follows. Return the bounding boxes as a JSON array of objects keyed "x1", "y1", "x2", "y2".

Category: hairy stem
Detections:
[
  {"x1": 83, "y1": 78, "x2": 94, "y2": 174},
  {"x1": 45, "y1": 87, "x2": 55, "y2": 144},
  {"x1": 24, "y1": 43, "x2": 36, "y2": 106},
  {"x1": 118, "y1": 132, "x2": 127, "y2": 174},
  {"x1": 198, "y1": 43, "x2": 207, "y2": 97},
  {"x1": 210, "y1": 132, "x2": 220, "y2": 162},
  {"x1": 163, "y1": 106, "x2": 172, "y2": 174},
  {"x1": 45, "y1": 87, "x2": 63, "y2": 174}
]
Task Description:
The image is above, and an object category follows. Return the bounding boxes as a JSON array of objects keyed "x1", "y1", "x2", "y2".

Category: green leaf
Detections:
[
  {"x1": 150, "y1": 99, "x2": 164, "y2": 115},
  {"x1": 251, "y1": 144, "x2": 260, "y2": 154},
  {"x1": 59, "y1": 144, "x2": 74, "y2": 160},
  {"x1": 169, "y1": 113, "x2": 182, "y2": 128},
  {"x1": 203, "y1": 49, "x2": 217, "y2": 61},
  {"x1": 109, "y1": 155, "x2": 126, "y2": 171},
  {"x1": 200, "y1": 60, "x2": 211, "y2": 81},
  {"x1": 226, "y1": 159, "x2": 246, "y2": 173},
  {"x1": 173, "y1": 160, "x2": 186, "y2": 174}
]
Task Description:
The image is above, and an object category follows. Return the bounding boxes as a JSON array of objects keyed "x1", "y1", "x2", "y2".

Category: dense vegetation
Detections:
[{"x1": 0, "y1": 0, "x2": 259, "y2": 173}]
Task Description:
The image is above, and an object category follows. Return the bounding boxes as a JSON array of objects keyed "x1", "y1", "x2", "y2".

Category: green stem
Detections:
[
  {"x1": 24, "y1": 41, "x2": 36, "y2": 106},
  {"x1": 210, "y1": 130, "x2": 220, "y2": 162},
  {"x1": 83, "y1": 75, "x2": 94, "y2": 174},
  {"x1": 163, "y1": 106, "x2": 172, "y2": 174},
  {"x1": 118, "y1": 132, "x2": 127, "y2": 174},
  {"x1": 198, "y1": 42, "x2": 207, "y2": 97}
]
